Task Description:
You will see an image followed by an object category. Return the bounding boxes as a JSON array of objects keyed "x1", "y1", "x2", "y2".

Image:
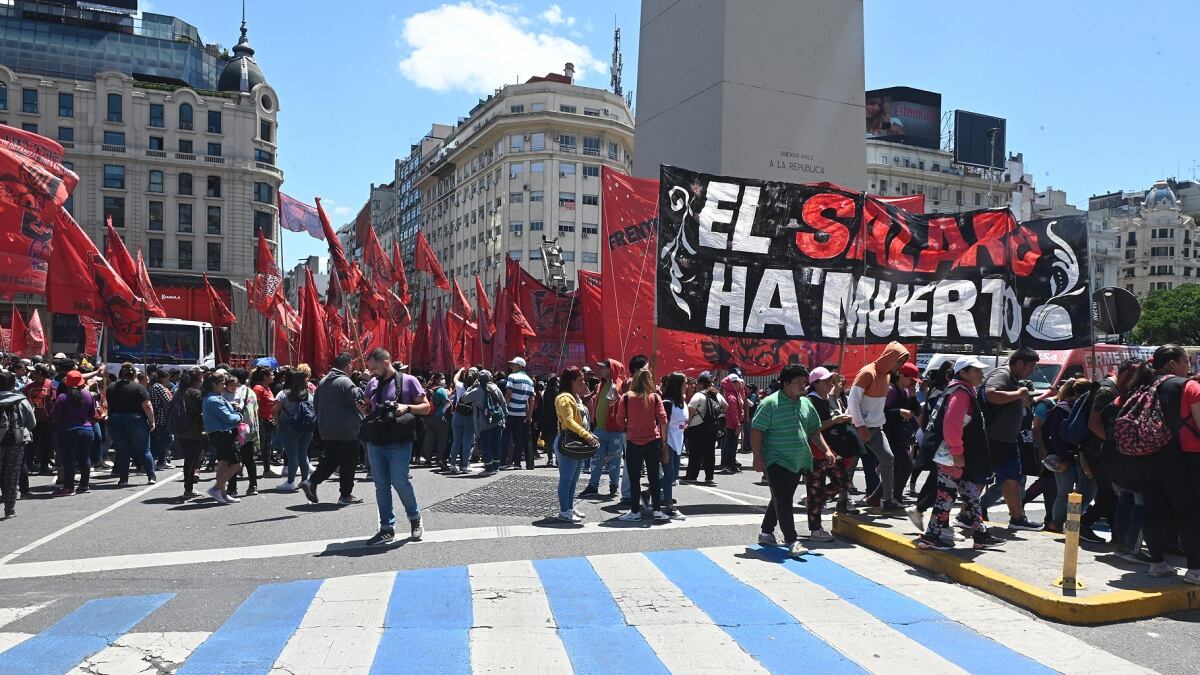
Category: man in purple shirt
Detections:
[{"x1": 360, "y1": 347, "x2": 431, "y2": 546}]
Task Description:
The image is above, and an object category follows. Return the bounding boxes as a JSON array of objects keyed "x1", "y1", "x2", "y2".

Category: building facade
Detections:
[
  {"x1": 865, "y1": 139, "x2": 1024, "y2": 213},
  {"x1": 1091, "y1": 181, "x2": 1199, "y2": 297},
  {"x1": 414, "y1": 65, "x2": 634, "y2": 305},
  {"x1": 0, "y1": 1, "x2": 283, "y2": 353},
  {"x1": 284, "y1": 256, "x2": 328, "y2": 309}
]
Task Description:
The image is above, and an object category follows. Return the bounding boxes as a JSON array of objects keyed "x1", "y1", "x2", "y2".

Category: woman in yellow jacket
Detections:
[{"x1": 554, "y1": 366, "x2": 599, "y2": 522}]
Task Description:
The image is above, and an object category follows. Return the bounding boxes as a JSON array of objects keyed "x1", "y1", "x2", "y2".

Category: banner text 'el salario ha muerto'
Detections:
[{"x1": 656, "y1": 166, "x2": 1090, "y2": 349}]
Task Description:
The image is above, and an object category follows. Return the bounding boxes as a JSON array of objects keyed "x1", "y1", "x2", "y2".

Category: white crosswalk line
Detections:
[
  {"x1": 587, "y1": 552, "x2": 767, "y2": 674},
  {"x1": 0, "y1": 602, "x2": 50, "y2": 629},
  {"x1": 469, "y1": 559, "x2": 572, "y2": 674},
  {"x1": 0, "y1": 633, "x2": 32, "y2": 655},
  {"x1": 817, "y1": 546, "x2": 1154, "y2": 675},
  {"x1": 68, "y1": 631, "x2": 209, "y2": 675},
  {"x1": 272, "y1": 572, "x2": 394, "y2": 674},
  {"x1": 701, "y1": 546, "x2": 967, "y2": 675}
]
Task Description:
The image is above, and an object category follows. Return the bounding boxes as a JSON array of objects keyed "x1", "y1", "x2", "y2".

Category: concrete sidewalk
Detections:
[{"x1": 832, "y1": 510, "x2": 1200, "y2": 625}]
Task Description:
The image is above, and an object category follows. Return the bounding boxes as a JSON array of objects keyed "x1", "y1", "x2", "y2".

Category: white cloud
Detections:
[
  {"x1": 398, "y1": 2, "x2": 604, "y2": 94},
  {"x1": 541, "y1": 4, "x2": 575, "y2": 27}
]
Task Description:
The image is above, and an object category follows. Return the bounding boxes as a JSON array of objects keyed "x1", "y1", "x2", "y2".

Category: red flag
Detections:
[
  {"x1": 323, "y1": 272, "x2": 351, "y2": 356},
  {"x1": 23, "y1": 308, "x2": 44, "y2": 358},
  {"x1": 577, "y1": 269, "x2": 604, "y2": 365},
  {"x1": 104, "y1": 216, "x2": 137, "y2": 287},
  {"x1": 48, "y1": 212, "x2": 144, "y2": 346},
  {"x1": 9, "y1": 306, "x2": 26, "y2": 357},
  {"x1": 414, "y1": 231, "x2": 450, "y2": 291},
  {"x1": 475, "y1": 274, "x2": 496, "y2": 338},
  {"x1": 297, "y1": 267, "x2": 331, "y2": 372},
  {"x1": 277, "y1": 192, "x2": 325, "y2": 240},
  {"x1": 410, "y1": 298, "x2": 430, "y2": 369},
  {"x1": 362, "y1": 225, "x2": 395, "y2": 289},
  {"x1": 273, "y1": 319, "x2": 292, "y2": 364},
  {"x1": 430, "y1": 303, "x2": 454, "y2": 373},
  {"x1": 135, "y1": 248, "x2": 166, "y2": 318},
  {"x1": 79, "y1": 316, "x2": 102, "y2": 356},
  {"x1": 273, "y1": 295, "x2": 301, "y2": 334},
  {"x1": 314, "y1": 196, "x2": 361, "y2": 293},
  {"x1": 447, "y1": 309, "x2": 479, "y2": 369},
  {"x1": 203, "y1": 274, "x2": 236, "y2": 326},
  {"x1": 250, "y1": 230, "x2": 283, "y2": 316},
  {"x1": 0, "y1": 328, "x2": 8, "y2": 353},
  {"x1": 392, "y1": 241, "x2": 410, "y2": 303},
  {"x1": 451, "y1": 278, "x2": 474, "y2": 321}
]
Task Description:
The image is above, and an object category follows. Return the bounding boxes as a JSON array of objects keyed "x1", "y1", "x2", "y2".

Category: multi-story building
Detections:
[
  {"x1": 865, "y1": 139, "x2": 1025, "y2": 213},
  {"x1": 381, "y1": 124, "x2": 453, "y2": 268},
  {"x1": 284, "y1": 256, "x2": 328, "y2": 309},
  {"x1": 414, "y1": 64, "x2": 634, "y2": 305},
  {"x1": 0, "y1": 1, "x2": 283, "y2": 353},
  {"x1": 1091, "y1": 181, "x2": 1199, "y2": 297}
]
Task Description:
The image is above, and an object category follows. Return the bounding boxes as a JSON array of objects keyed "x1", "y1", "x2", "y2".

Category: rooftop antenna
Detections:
[{"x1": 610, "y1": 19, "x2": 623, "y2": 97}]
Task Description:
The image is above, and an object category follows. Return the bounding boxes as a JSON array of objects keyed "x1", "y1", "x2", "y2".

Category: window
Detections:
[
  {"x1": 900, "y1": 182, "x2": 908, "y2": 195},
  {"x1": 974, "y1": 193, "x2": 982, "y2": 206},
  {"x1": 103, "y1": 164, "x2": 125, "y2": 189},
  {"x1": 106, "y1": 93, "x2": 122, "y2": 122},
  {"x1": 207, "y1": 206, "x2": 221, "y2": 234},
  {"x1": 560, "y1": 162, "x2": 576, "y2": 176},
  {"x1": 530, "y1": 220, "x2": 544, "y2": 231},
  {"x1": 1125, "y1": 249, "x2": 1136, "y2": 261},
  {"x1": 530, "y1": 190, "x2": 544, "y2": 202},
  {"x1": 206, "y1": 142, "x2": 222, "y2": 157},
  {"x1": 558, "y1": 134, "x2": 576, "y2": 151},
  {"x1": 22, "y1": 88, "x2": 37, "y2": 114},
  {"x1": 146, "y1": 136, "x2": 163, "y2": 151},
  {"x1": 582, "y1": 223, "x2": 598, "y2": 235},
  {"x1": 178, "y1": 173, "x2": 193, "y2": 195},
  {"x1": 207, "y1": 111, "x2": 222, "y2": 134},
  {"x1": 509, "y1": 162, "x2": 524, "y2": 177},
  {"x1": 510, "y1": 221, "x2": 524, "y2": 233},
  {"x1": 254, "y1": 148, "x2": 274, "y2": 164},
  {"x1": 1151, "y1": 265, "x2": 1174, "y2": 276},
  {"x1": 955, "y1": 190, "x2": 963, "y2": 205},
  {"x1": 206, "y1": 175, "x2": 221, "y2": 198},
  {"x1": 103, "y1": 130, "x2": 125, "y2": 146},
  {"x1": 0, "y1": 83, "x2": 5, "y2": 111},
  {"x1": 608, "y1": 142, "x2": 619, "y2": 160},
  {"x1": 562, "y1": 250, "x2": 575, "y2": 262},
  {"x1": 147, "y1": 239, "x2": 163, "y2": 268},
  {"x1": 21, "y1": 123, "x2": 38, "y2": 134},
  {"x1": 58, "y1": 92, "x2": 73, "y2": 117},
  {"x1": 179, "y1": 103, "x2": 193, "y2": 130},
  {"x1": 1124, "y1": 267, "x2": 1135, "y2": 278},
  {"x1": 559, "y1": 192, "x2": 576, "y2": 207},
  {"x1": 990, "y1": 195, "x2": 1000, "y2": 207},
  {"x1": 583, "y1": 137, "x2": 601, "y2": 156},
  {"x1": 177, "y1": 241, "x2": 192, "y2": 269},
  {"x1": 510, "y1": 104, "x2": 524, "y2": 113},
  {"x1": 57, "y1": 126, "x2": 73, "y2": 142},
  {"x1": 582, "y1": 252, "x2": 598, "y2": 263},
  {"x1": 103, "y1": 196, "x2": 125, "y2": 227},
  {"x1": 254, "y1": 211, "x2": 273, "y2": 239},
  {"x1": 206, "y1": 243, "x2": 221, "y2": 271},
  {"x1": 510, "y1": 250, "x2": 523, "y2": 260},
  {"x1": 148, "y1": 170, "x2": 163, "y2": 193},
  {"x1": 259, "y1": 119, "x2": 272, "y2": 142},
  {"x1": 559, "y1": 222, "x2": 575, "y2": 233},
  {"x1": 583, "y1": 107, "x2": 601, "y2": 117},
  {"x1": 1127, "y1": 232, "x2": 1137, "y2": 247},
  {"x1": 530, "y1": 102, "x2": 545, "y2": 112},
  {"x1": 178, "y1": 138, "x2": 194, "y2": 154},
  {"x1": 147, "y1": 200, "x2": 164, "y2": 231},
  {"x1": 530, "y1": 160, "x2": 544, "y2": 173},
  {"x1": 254, "y1": 181, "x2": 273, "y2": 203},
  {"x1": 559, "y1": 104, "x2": 577, "y2": 114},
  {"x1": 583, "y1": 164, "x2": 600, "y2": 178},
  {"x1": 582, "y1": 194, "x2": 598, "y2": 206},
  {"x1": 177, "y1": 203, "x2": 193, "y2": 231},
  {"x1": 149, "y1": 103, "x2": 164, "y2": 128},
  {"x1": 510, "y1": 134, "x2": 524, "y2": 152},
  {"x1": 1150, "y1": 246, "x2": 1175, "y2": 257},
  {"x1": 530, "y1": 248, "x2": 543, "y2": 260},
  {"x1": 530, "y1": 132, "x2": 545, "y2": 151},
  {"x1": 509, "y1": 191, "x2": 523, "y2": 204}
]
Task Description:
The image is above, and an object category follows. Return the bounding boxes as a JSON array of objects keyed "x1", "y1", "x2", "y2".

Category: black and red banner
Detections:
[{"x1": 657, "y1": 165, "x2": 1090, "y2": 350}]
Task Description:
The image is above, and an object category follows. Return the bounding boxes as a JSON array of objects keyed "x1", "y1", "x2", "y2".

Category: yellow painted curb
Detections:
[{"x1": 832, "y1": 514, "x2": 1200, "y2": 625}]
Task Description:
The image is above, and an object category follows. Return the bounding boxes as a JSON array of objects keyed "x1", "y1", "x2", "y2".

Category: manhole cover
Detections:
[{"x1": 427, "y1": 474, "x2": 563, "y2": 517}]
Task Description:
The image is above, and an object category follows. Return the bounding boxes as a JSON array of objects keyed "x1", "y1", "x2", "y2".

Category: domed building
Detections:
[
  {"x1": 217, "y1": 19, "x2": 268, "y2": 93},
  {"x1": 1107, "y1": 180, "x2": 1198, "y2": 297}
]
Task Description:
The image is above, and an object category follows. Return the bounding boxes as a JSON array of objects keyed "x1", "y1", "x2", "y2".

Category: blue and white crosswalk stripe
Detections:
[{"x1": 371, "y1": 566, "x2": 472, "y2": 674}]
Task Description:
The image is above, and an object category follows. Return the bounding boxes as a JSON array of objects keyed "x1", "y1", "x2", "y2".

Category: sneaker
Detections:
[
  {"x1": 907, "y1": 507, "x2": 925, "y2": 531},
  {"x1": 51, "y1": 487, "x2": 73, "y2": 497},
  {"x1": 617, "y1": 511, "x2": 642, "y2": 522},
  {"x1": 808, "y1": 528, "x2": 835, "y2": 542},
  {"x1": 1078, "y1": 527, "x2": 1107, "y2": 544},
  {"x1": 1008, "y1": 516, "x2": 1043, "y2": 531},
  {"x1": 836, "y1": 500, "x2": 861, "y2": 515},
  {"x1": 366, "y1": 529, "x2": 395, "y2": 546},
  {"x1": 578, "y1": 486, "x2": 598, "y2": 497},
  {"x1": 758, "y1": 532, "x2": 779, "y2": 546},
  {"x1": 1043, "y1": 522, "x2": 1063, "y2": 534},
  {"x1": 338, "y1": 495, "x2": 364, "y2": 505},
  {"x1": 666, "y1": 508, "x2": 688, "y2": 521},
  {"x1": 206, "y1": 487, "x2": 227, "y2": 504},
  {"x1": 973, "y1": 531, "x2": 1005, "y2": 550},
  {"x1": 609, "y1": 487, "x2": 619, "y2": 498},
  {"x1": 410, "y1": 518, "x2": 424, "y2": 541},
  {"x1": 877, "y1": 500, "x2": 905, "y2": 515},
  {"x1": 652, "y1": 510, "x2": 669, "y2": 521},
  {"x1": 245, "y1": 487, "x2": 259, "y2": 497},
  {"x1": 74, "y1": 486, "x2": 90, "y2": 495},
  {"x1": 299, "y1": 481, "x2": 318, "y2": 504},
  {"x1": 1148, "y1": 562, "x2": 1178, "y2": 578},
  {"x1": 787, "y1": 540, "x2": 807, "y2": 557},
  {"x1": 261, "y1": 469, "x2": 280, "y2": 478},
  {"x1": 2, "y1": 509, "x2": 13, "y2": 519},
  {"x1": 556, "y1": 511, "x2": 582, "y2": 523},
  {"x1": 116, "y1": 479, "x2": 129, "y2": 487},
  {"x1": 955, "y1": 512, "x2": 975, "y2": 529},
  {"x1": 181, "y1": 490, "x2": 196, "y2": 500},
  {"x1": 917, "y1": 534, "x2": 954, "y2": 551},
  {"x1": 1183, "y1": 570, "x2": 1200, "y2": 586},
  {"x1": 224, "y1": 494, "x2": 241, "y2": 504},
  {"x1": 571, "y1": 508, "x2": 587, "y2": 519},
  {"x1": 276, "y1": 481, "x2": 297, "y2": 492}
]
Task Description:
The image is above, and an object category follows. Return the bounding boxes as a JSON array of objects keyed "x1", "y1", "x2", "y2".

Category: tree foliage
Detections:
[{"x1": 1131, "y1": 283, "x2": 1200, "y2": 344}]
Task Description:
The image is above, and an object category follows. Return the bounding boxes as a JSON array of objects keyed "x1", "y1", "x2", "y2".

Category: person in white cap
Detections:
[
  {"x1": 804, "y1": 367, "x2": 856, "y2": 541},
  {"x1": 502, "y1": 356, "x2": 536, "y2": 469},
  {"x1": 916, "y1": 356, "x2": 1003, "y2": 551}
]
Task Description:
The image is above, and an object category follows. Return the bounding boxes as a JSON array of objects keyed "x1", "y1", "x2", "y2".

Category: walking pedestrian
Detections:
[
  {"x1": 448, "y1": 368, "x2": 478, "y2": 474},
  {"x1": 48, "y1": 370, "x2": 96, "y2": 496},
  {"x1": 660, "y1": 372, "x2": 688, "y2": 520},
  {"x1": 580, "y1": 359, "x2": 628, "y2": 498},
  {"x1": 272, "y1": 370, "x2": 315, "y2": 491},
  {"x1": 805, "y1": 367, "x2": 856, "y2": 540},
  {"x1": 251, "y1": 367, "x2": 278, "y2": 478},
  {"x1": 106, "y1": 363, "x2": 157, "y2": 486},
  {"x1": 718, "y1": 373, "x2": 745, "y2": 473},
  {"x1": 202, "y1": 372, "x2": 244, "y2": 505},
  {"x1": 172, "y1": 370, "x2": 205, "y2": 500},
  {"x1": 554, "y1": 367, "x2": 599, "y2": 522},
  {"x1": 423, "y1": 374, "x2": 451, "y2": 469},
  {"x1": 979, "y1": 347, "x2": 1044, "y2": 531},
  {"x1": 616, "y1": 369, "x2": 669, "y2": 522},
  {"x1": 300, "y1": 353, "x2": 364, "y2": 505},
  {"x1": 683, "y1": 372, "x2": 725, "y2": 485},
  {"x1": 538, "y1": 376, "x2": 560, "y2": 467},
  {"x1": 846, "y1": 341, "x2": 910, "y2": 513},
  {"x1": 22, "y1": 365, "x2": 55, "y2": 475},
  {"x1": 148, "y1": 369, "x2": 174, "y2": 470},
  {"x1": 465, "y1": 370, "x2": 506, "y2": 475},
  {"x1": 224, "y1": 370, "x2": 260, "y2": 497},
  {"x1": 501, "y1": 357, "x2": 536, "y2": 469},
  {"x1": 0, "y1": 370, "x2": 36, "y2": 518}
]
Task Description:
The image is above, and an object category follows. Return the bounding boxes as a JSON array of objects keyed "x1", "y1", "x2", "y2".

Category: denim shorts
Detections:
[{"x1": 994, "y1": 456, "x2": 1022, "y2": 482}]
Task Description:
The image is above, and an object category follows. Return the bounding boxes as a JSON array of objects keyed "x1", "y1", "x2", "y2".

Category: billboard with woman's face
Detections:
[{"x1": 866, "y1": 87, "x2": 941, "y2": 149}]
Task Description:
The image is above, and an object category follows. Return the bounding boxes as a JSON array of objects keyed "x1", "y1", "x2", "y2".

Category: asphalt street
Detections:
[{"x1": 0, "y1": 453, "x2": 1196, "y2": 673}]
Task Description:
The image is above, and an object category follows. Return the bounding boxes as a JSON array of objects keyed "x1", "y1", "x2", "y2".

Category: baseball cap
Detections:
[
  {"x1": 725, "y1": 373, "x2": 742, "y2": 383},
  {"x1": 953, "y1": 356, "x2": 988, "y2": 374},
  {"x1": 53, "y1": 352, "x2": 68, "y2": 360},
  {"x1": 595, "y1": 361, "x2": 610, "y2": 369},
  {"x1": 699, "y1": 371, "x2": 713, "y2": 380},
  {"x1": 63, "y1": 370, "x2": 85, "y2": 388},
  {"x1": 807, "y1": 366, "x2": 834, "y2": 385},
  {"x1": 509, "y1": 357, "x2": 526, "y2": 368},
  {"x1": 899, "y1": 362, "x2": 921, "y2": 380}
]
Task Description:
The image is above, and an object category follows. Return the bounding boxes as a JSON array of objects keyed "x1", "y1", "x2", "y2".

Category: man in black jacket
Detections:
[{"x1": 300, "y1": 353, "x2": 364, "y2": 505}]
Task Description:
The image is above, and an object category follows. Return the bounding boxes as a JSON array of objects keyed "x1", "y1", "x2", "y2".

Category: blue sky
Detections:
[{"x1": 148, "y1": 0, "x2": 1200, "y2": 268}]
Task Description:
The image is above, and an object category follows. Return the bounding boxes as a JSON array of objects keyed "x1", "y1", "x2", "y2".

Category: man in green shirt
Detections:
[{"x1": 751, "y1": 364, "x2": 835, "y2": 557}]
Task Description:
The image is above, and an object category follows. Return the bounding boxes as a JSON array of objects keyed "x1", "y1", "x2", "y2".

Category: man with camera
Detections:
[{"x1": 359, "y1": 348, "x2": 431, "y2": 546}]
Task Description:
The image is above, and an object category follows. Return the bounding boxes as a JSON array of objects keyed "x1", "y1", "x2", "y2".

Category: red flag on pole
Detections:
[
  {"x1": 278, "y1": 192, "x2": 325, "y2": 240},
  {"x1": 0, "y1": 127, "x2": 77, "y2": 298},
  {"x1": 79, "y1": 316, "x2": 102, "y2": 357},
  {"x1": 23, "y1": 308, "x2": 45, "y2": 358},
  {"x1": 392, "y1": 241, "x2": 410, "y2": 304},
  {"x1": 202, "y1": 274, "x2": 237, "y2": 326},
  {"x1": 250, "y1": 230, "x2": 283, "y2": 316},
  {"x1": 297, "y1": 267, "x2": 330, "y2": 372},
  {"x1": 410, "y1": 298, "x2": 430, "y2": 369},
  {"x1": 134, "y1": 248, "x2": 166, "y2": 318},
  {"x1": 451, "y1": 278, "x2": 474, "y2": 322},
  {"x1": 314, "y1": 196, "x2": 361, "y2": 293},
  {"x1": 475, "y1": 274, "x2": 496, "y2": 338},
  {"x1": 414, "y1": 231, "x2": 450, "y2": 291},
  {"x1": 104, "y1": 216, "x2": 137, "y2": 287},
  {"x1": 48, "y1": 212, "x2": 145, "y2": 346},
  {"x1": 363, "y1": 225, "x2": 395, "y2": 289},
  {"x1": 9, "y1": 305, "x2": 27, "y2": 357}
]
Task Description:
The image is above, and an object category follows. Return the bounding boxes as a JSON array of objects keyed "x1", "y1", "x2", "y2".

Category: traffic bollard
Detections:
[{"x1": 1053, "y1": 491, "x2": 1086, "y2": 591}]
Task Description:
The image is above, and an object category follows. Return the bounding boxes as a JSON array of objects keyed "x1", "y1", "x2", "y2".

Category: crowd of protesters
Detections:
[{"x1": 0, "y1": 342, "x2": 1195, "y2": 582}]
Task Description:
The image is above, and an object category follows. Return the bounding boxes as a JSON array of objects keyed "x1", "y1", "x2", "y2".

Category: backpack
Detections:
[
  {"x1": 287, "y1": 394, "x2": 317, "y2": 432},
  {"x1": 165, "y1": 392, "x2": 194, "y2": 436},
  {"x1": 1113, "y1": 374, "x2": 1176, "y2": 457},
  {"x1": 918, "y1": 382, "x2": 973, "y2": 464},
  {"x1": 1060, "y1": 388, "x2": 1094, "y2": 446},
  {"x1": 483, "y1": 386, "x2": 506, "y2": 426},
  {"x1": 0, "y1": 401, "x2": 20, "y2": 446},
  {"x1": 700, "y1": 392, "x2": 725, "y2": 433}
]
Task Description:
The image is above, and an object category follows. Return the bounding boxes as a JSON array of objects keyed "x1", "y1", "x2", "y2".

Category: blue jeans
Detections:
[
  {"x1": 478, "y1": 426, "x2": 504, "y2": 472},
  {"x1": 661, "y1": 452, "x2": 681, "y2": 505},
  {"x1": 90, "y1": 422, "x2": 105, "y2": 466},
  {"x1": 366, "y1": 441, "x2": 419, "y2": 531},
  {"x1": 588, "y1": 429, "x2": 628, "y2": 497},
  {"x1": 277, "y1": 424, "x2": 312, "y2": 483},
  {"x1": 1052, "y1": 462, "x2": 1097, "y2": 526},
  {"x1": 150, "y1": 426, "x2": 171, "y2": 465},
  {"x1": 1112, "y1": 482, "x2": 1145, "y2": 552},
  {"x1": 555, "y1": 442, "x2": 586, "y2": 513},
  {"x1": 108, "y1": 413, "x2": 155, "y2": 482},
  {"x1": 450, "y1": 414, "x2": 475, "y2": 469}
]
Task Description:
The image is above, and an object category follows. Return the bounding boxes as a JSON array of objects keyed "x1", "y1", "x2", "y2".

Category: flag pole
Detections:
[{"x1": 346, "y1": 291, "x2": 367, "y2": 369}]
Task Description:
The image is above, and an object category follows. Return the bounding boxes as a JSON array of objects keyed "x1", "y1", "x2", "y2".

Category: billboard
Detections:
[
  {"x1": 954, "y1": 110, "x2": 1007, "y2": 170},
  {"x1": 865, "y1": 86, "x2": 941, "y2": 149}
]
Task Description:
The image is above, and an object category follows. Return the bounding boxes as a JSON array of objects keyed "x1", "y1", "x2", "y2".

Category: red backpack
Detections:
[{"x1": 1113, "y1": 375, "x2": 1175, "y2": 457}]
